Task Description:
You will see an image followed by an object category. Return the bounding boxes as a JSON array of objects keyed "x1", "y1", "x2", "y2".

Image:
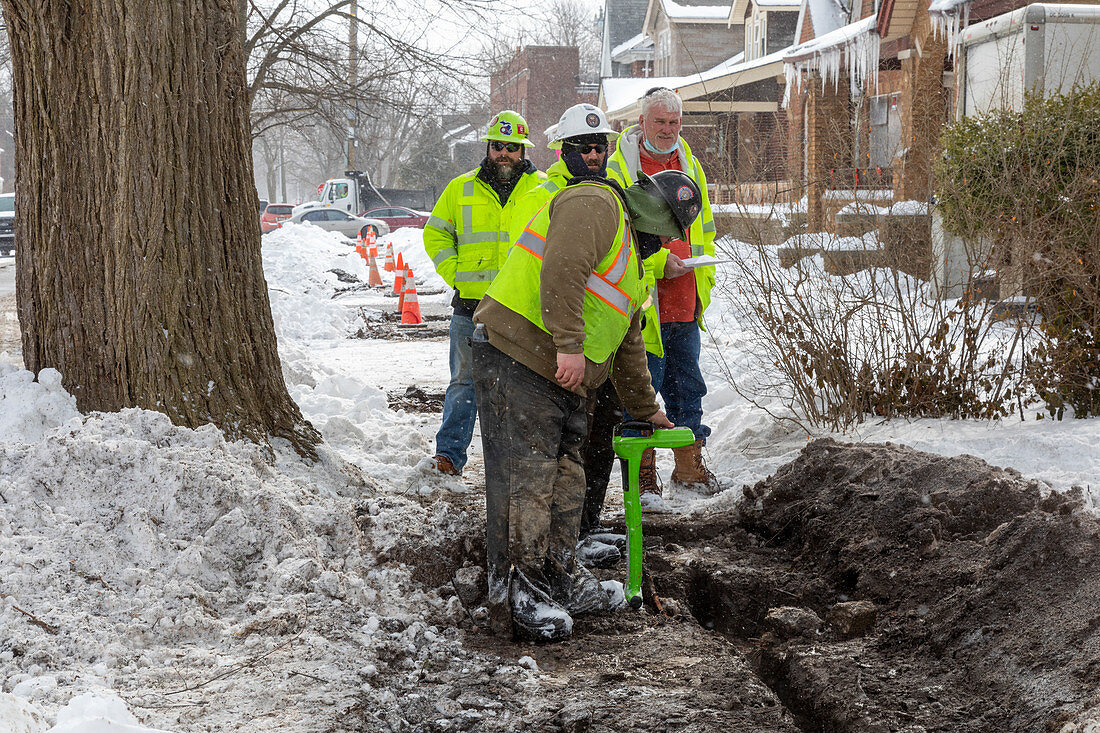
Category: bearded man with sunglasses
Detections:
[{"x1": 424, "y1": 111, "x2": 546, "y2": 478}]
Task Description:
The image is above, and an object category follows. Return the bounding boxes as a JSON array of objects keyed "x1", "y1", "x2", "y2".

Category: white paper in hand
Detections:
[{"x1": 680, "y1": 254, "x2": 732, "y2": 268}]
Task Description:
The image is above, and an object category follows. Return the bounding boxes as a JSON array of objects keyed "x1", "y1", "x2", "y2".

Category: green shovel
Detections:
[{"x1": 612, "y1": 421, "x2": 696, "y2": 609}]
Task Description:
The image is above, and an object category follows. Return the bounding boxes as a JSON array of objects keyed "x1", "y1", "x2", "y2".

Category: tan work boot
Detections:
[
  {"x1": 639, "y1": 447, "x2": 660, "y2": 496},
  {"x1": 671, "y1": 440, "x2": 720, "y2": 493},
  {"x1": 432, "y1": 454, "x2": 460, "y2": 476}
]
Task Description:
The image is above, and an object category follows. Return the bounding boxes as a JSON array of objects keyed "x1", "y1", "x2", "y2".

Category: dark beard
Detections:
[{"x1": 488, "y1": 156, "x2": 520, "y2": 182}]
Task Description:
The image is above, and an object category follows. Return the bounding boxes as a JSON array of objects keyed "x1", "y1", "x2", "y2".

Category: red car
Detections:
[
  {"x1": 361, "y1": 206, "x2": 429, "y2": 231},
  {"x1": 261, "y1": 203, "x2": 295, "y2": 233}
]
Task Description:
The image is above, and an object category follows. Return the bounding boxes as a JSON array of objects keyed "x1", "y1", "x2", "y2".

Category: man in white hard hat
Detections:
[{"x1": 507, "y1": 104, "x2": 619, "y2": 245}]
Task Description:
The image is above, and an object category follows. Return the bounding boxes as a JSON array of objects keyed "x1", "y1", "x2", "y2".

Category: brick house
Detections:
[{"x1": 490, "y1": 46, "x2": 594, "y2": 170}]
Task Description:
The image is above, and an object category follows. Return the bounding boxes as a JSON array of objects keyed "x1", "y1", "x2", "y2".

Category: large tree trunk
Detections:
[{"x1": 2, "y1": 0, "x2": 321, "y2": 456}]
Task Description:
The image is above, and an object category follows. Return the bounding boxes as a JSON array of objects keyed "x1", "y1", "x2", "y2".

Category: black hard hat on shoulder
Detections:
[{"x1": 638, "y1": 170, "x2": 701, "y2": 237}]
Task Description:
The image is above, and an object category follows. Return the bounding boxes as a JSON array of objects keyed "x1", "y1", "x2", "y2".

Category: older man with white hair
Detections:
[{"x1": 606, "y1": 86, "x2": 719, "y2": 497}]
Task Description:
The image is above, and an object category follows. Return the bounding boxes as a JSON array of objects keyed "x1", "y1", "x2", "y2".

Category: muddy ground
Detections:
[{"x1": 380, "y1": 425, "x2": 1100, "y2": 732}]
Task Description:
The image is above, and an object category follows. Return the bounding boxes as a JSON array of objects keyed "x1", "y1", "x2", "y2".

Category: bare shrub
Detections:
[{"x1": 714, "y1": 234, "x2": 1026, "y2": 431}]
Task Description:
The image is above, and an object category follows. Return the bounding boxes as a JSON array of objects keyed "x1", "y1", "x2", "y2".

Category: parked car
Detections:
[
  {"x1": 0, "y1": 193, "x2": 14, "y2": 256},
  {"x1": 260, "y1": 203, "x2": 295, "y2": 233},
  {"x1": 362, "y1": 206, "x2": 430, "y2": 231},
  {"x1": 287, "y1": 207, "x2": 390, "y2": 240}
]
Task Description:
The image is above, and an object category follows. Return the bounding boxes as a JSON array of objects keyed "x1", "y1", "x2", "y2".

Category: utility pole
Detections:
[
  {"x1": 346, "y1": 0, "x2": 358, "y2": 170},
  {"x1": 279, "y1": 136, "x2": 288, "y2": 202}
]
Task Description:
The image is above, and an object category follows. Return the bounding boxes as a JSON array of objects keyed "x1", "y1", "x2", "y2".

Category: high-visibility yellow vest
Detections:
[
  {"x1": 486, "y1": 182, "x2": 644, "y2": 364},
  {"x1": 423, "y1": 167, "x2": 545, "y2": 300},
  {"x1": 607, "y1": 126, "x2": 717, "y2": 357}
]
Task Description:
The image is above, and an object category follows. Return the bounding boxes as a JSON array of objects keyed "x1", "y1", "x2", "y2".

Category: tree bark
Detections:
[{"x1": 3, "y1": 0, "x2": 322, "y2": 456}]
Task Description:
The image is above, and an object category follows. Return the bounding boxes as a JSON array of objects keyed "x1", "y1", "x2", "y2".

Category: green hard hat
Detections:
[
  {"x1": 480, "y1": 110, "x2": 535, "y2": 147},
  {"x1": 624, "y1": 170, "x2": 702, "y2": 239}
]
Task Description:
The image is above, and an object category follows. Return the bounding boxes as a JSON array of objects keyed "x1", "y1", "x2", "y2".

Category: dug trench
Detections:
[{"x1": 382, "y1": 439, "x2": 1100, "y2": 732}]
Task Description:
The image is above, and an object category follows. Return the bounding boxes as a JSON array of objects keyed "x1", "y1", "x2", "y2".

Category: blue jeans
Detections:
[
  {"x1": 434, "y1": 314, "x2": 478, "y2": 469},
  {"x1": 647, "y1": 321, "x2": 710, "y2": 444}
]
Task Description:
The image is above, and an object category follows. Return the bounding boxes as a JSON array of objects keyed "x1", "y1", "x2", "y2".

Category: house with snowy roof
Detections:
[
  {"x1": 602, "y1": 0, "x2": 655, "y2": 77},
  {"x1": 644, "y1": 0, "x2": 745, "y2": 75}
]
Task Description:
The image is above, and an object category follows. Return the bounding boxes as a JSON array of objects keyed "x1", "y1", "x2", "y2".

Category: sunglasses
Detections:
[
  {"x1": 564, "y1": 142, "x2": 608, "y2": 155},
  {"x1": 490, "y1": 141, "x2": 523, "y2": 153}
]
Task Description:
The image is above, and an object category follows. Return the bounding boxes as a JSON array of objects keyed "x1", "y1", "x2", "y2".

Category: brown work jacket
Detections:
[{"x1": 474, "y1": 184, "x2": 660, "y2": 420}]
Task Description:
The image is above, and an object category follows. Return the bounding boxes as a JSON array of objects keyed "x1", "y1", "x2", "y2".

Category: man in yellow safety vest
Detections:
[
  {"x1": 471, "y1": 169, "x2": 702, "y2": 642},
  {"x1": 423, "y1": 111, "x2": 545, "y2": 477}
]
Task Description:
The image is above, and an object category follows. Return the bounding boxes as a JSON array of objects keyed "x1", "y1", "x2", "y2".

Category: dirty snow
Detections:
[{"x1": 2, "y1": 224, "x2": 1100, "y2": 730}]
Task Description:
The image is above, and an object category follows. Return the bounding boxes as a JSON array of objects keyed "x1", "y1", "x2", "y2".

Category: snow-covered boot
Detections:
[
  {"x1": 585, "y1": 531, "x2": 627, "y2": 552},
  {"x1": 510, "y1": 570, "x2": 573, "y2": 643},
  {"x1": 576, "y1": 537, "x2": 621, "y2": 569},
  {"x1": 671, "y1": 440, "x2": 719, "y2": 493},
  {"x1": 554, "y1": 564, "x2": 612, "y2": 616}
]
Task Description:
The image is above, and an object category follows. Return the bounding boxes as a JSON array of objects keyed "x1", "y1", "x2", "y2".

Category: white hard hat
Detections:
[{"x1": 548, "y1": 104, "x2": 618, "y2": 149}]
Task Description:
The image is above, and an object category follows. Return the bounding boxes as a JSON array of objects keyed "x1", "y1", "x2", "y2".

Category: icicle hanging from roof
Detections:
[
  {"x1": 929, "y1": 0, "x2": 972, "y2": 57},
  {"x1": 782, "y1": 15, "x2": 880, "y2": 106}
]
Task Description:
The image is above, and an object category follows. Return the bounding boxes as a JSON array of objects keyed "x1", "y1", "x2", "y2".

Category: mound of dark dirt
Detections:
[{"x1": 728, "y1": 438, "x2": 1098, "y2": 731}]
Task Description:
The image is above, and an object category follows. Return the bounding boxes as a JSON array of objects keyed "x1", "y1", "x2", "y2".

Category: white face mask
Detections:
[{"x1": 643, "y1": 137, "x2": 678, "y2": 156}]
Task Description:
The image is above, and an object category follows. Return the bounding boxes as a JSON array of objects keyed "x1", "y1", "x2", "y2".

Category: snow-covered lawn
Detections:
[{"x1": 2, "y1": 224, "x2": 1099, "y2": 731}]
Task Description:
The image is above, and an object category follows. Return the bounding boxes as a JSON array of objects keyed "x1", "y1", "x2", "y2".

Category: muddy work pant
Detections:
[{"x1": 472, "y1": 340, "x2": 588, "y2": 627}]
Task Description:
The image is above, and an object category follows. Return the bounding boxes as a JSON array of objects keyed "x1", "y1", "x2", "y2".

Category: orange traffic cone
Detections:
[
  {"x1": 398, "y1": 264, "x2": 411, "y2": 312},
  {"x1": 367, "y1": 249, "x2": 383, "y2": 287},
  {"x1": 364, "y1": 227, "x2": 378, "y2": 249},
  {"x1": 384, "y1": 243, "x2": 395, "y2": 272},
  {"x1": 393, "y1": 257, "x2": 405, "y2": 297},
  {"x1": 399, "y1": 267, "x2": 423, "y2": 327}
]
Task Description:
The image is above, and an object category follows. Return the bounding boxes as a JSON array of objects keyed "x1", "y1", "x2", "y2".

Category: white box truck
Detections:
[
  {"x1": 956, "y1": 3, "x2": 1100, "y2": 117},
  {"x1": 932, "y1": 3, "x2": 1100, "y2": 298}
]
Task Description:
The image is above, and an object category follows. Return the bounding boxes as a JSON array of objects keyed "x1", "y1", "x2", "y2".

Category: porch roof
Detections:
[{"x1": 600, "y1": 50, "x2": 785, "y2": 122}]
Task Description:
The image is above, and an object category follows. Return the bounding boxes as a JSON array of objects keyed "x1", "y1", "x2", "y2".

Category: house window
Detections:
[
  {"x1": 657, "y1": 28, "x2": 671, "y2": 75},
  {"x1": 753, "y1": 14, "x2": 767, "y2": 60}
]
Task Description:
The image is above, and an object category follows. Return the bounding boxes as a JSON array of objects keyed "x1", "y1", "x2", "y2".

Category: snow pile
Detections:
[
  {"x1": 260, "y1": 225, "x2": 434, "y2": 469},
  {"x1": 261, "y1": 223, "x2": 369, "y2": 340},
  {"x1": 0, "y1": 371, "x2": 477, "y2": 730},
  {"x1": 382, "y1": 227, "x2": 449, "y2": 293},
  {"x1": 0, "y1": 366, "x2": 80, "y2": 443},
  {"x1": 46, "y1": 693, "x2": 172, "y2": 732},
  {"x1": 278, "y1": 338, "x2": 429, "y2": 469}
]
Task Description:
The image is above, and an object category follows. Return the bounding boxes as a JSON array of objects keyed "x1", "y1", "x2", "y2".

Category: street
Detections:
[{"x1": 0, "y1": 257, "x2": 19, "y2": 360}]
